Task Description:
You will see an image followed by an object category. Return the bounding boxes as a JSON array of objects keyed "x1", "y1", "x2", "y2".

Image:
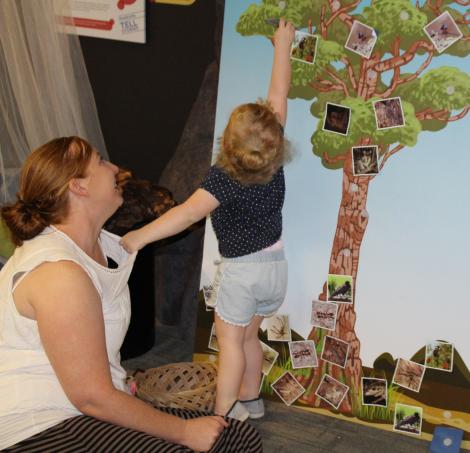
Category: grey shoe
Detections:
[
  {"x1": 225, "y1": 400, "x2": 250, "y2": 422},
  {"x1": 240, "y1": 397, "x2": 265, "y2": 419}
]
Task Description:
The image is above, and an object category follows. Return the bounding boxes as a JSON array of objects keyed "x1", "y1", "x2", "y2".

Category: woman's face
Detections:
[{"x1": 84, "y1": 151, "x2": 123, "y2": 215}]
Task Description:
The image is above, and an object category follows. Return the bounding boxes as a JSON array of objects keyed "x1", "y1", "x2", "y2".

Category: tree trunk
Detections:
[{"x1": 297, "y1": 148, "x2": 372, "y2": 415}]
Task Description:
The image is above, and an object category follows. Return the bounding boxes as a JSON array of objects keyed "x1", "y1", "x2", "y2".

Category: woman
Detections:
[{"x1": 0, "y1": 137, "x2": 262, "y2": 452}]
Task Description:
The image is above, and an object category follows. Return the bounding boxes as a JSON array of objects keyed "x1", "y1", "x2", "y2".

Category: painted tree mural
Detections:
[{"x1": 237, "y1": 0, "x2": 470, "y2": 415}]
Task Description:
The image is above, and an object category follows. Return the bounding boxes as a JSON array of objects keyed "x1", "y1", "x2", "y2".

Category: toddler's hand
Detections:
[
  {"x1": 273, "y1": 17, "x2": 295, "y2": 49},
  {"x1": 120, "y1": 230, "x2": 143, "y2": 254}
]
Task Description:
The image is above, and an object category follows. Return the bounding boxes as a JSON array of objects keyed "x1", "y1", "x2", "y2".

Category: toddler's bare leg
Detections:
[
  {"x1": 214, "y1": 314, "x2": 246, "y2": 415},
  {"x1": 239, "y1": 315, "x2": 263, "y2": 400}
]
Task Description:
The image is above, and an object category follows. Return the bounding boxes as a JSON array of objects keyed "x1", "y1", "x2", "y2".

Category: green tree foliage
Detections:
[{"x1": 237, "y1": 0, "x2": 470, "y2": 170}]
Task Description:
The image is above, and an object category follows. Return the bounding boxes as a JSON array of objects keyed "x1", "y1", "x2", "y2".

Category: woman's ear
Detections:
[{"x1": 69, "y1": 177, "x2": 89, "y2": 197}]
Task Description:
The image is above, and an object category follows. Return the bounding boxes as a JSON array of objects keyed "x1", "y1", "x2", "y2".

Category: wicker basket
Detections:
[{"x1": 133, "y1": 362, "x2": 217, "y2": 412}]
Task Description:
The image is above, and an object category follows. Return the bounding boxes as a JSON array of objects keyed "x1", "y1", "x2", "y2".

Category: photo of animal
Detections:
[
  {"x1": 289, "y1": 340, "x2": 318, "y2": 369},
  {"x1": 345, "y1": 20, "x2": 377, "y2": 59},
  {"x1": 352, "y1": 146, "x2": 379, "y2": 176},
  {"x1": 323, "y1": 103, "x2": 351, "y2": 135},
  {"x1": 392, "y1": 358, "x2": 426, "y2": 393},
  {"x1": 373, "y1": 97, "x2": 405, "y2": 129},
  {"x1": 394, "y1": 403, "x2": 423, "y2": 435},
  {"x1": 290, "y1": 30, "x2": 318, "y2": 64},
  {"x1": 267, "y1": 314, "x2": 292, "y2": 342},
  {"x1": 271, "y1": 371, "x2": 306, "y2": 406},
  {"x1": 321, "y1": 335, "x2": 349, "y2": 368},
  {"x1": 327, "y1": 274, "x2": 353, "y2": 303},
  {"x1": 424, "y1": 11, "x2": 463, "y2": 53},
  {"x1": 311, "y1": 300, "x2": 338, "y2": 330},
  {"x1": 260, "y1": 341, "x2": 279, "y2": 376},
  {"x1": 425, "y1": 340, "x2": 454, "y2": 372},
  {"x1": 361, "y1": 377, "x2": 387, "y2": 407},
  {"x1": 208, "y1": 323, "x2": 219, "y2": 352},
  {"x1": 315, "y1": 374, "x2": 349, "y2": 410}
]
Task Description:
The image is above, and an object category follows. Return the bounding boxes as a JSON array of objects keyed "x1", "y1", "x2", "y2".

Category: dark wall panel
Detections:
[{"x1": 80, "y1": 1, "x2": 217, "y2": 181}]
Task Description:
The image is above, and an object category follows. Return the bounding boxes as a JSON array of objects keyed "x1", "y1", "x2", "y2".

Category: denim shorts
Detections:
[{"x1": 206, "y1": 248, "x2": 288, "y2": 326}]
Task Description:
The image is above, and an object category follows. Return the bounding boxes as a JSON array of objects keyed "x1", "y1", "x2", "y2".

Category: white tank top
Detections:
[{"x1": 0, "y1": 226, "x2": 137, "y2": 449}]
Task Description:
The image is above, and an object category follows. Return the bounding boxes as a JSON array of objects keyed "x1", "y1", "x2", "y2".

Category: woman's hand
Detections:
[
  {"x1": 180, "y1": 416, "x2": 228, "y2": 452},
  {"x1": 120, "y1": 230, "x2": 144, "y2": 253}
]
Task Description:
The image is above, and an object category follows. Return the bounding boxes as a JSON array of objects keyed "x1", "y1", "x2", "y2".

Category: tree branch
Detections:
[
  {"x1": 448, "y1": 106, "x2": 470, "y2": 121},
  {"x1": 426, "y1": 0, "x2": 443, "y2": 16},
  {"x1": 327, "y1": 0, "x2": 360, "y2": 29},
  {"x1": 323, "y1": 151, "x2": 347, "y2": 165},
  {"x1": 341, "y1": 57, "x2": 358, "y2": 92},
  {"x1": 415, "y1": 106, "x2": 470, "y2": 122},
  {"x1": 310, "y1": 80, "x2": 343, "y2": 93},
  {"x1": 377, "y1": 37, "x2": 401, "y2": 98},
  {"x1": 324, "y1": 67, "x2": 350, "y2": 97},
  {"x1": 320, "y1": 4, "x2": 328, "y2": 39},
  {"x1": 378, "y1": 43, "x2": 434, "y2": 98},
  {"x1": 379, "y1": 144, "x2": 405, "y2": 170},
  {"x1": 456, "y1": 12, "x2": 470, "y2": 25},
  {"x1": 373, "y1": 40, "x2": 435, "y2": 73}
]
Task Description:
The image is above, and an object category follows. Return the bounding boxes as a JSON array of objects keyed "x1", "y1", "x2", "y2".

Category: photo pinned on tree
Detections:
[
  {"x1": 202, "y1": 284, "x2": 214, "y2": 311},
  {"x1": 321, "y1": 335, "x2": 349, "y2": 368},
  {"x1": 352, "y1": 145, "x2": 379, "y2": 176},
  {"x1": 393, "y1": 403, "x2": 423, "y2": 436},
  {"x1": 208, "y1": 323, "x2": 219, "y2": 352},
  {"x1": 323, "y1": 102, "x2": 351, "y2": 136},
  {"x1": 425, "y1": 340, "x2": 454, "y2": 372},
  {"x1": 361, "y1": 377, "x2": 388, "y2": 407},
  {"x1": 424, "y1": 11, "x2": 463, "y2": 54},
  {"x1": 271, "y1": 371, "x2": 306, "y2": 406},
  {"x1": 288, "y1": 340, "x2": 318, "y2": 369},
  {"x1": 290, "y1": 30, "x2": 318, "y2": 65},
  {"x1": 373, "y1": 97, "x2": 405, "y2": 130},
  {"x1": 327, "y1": 274, "x2": 353, "y2": 304},
  {"x1": 259, "y1": 374, "x2": 265, "y2": 394},
  {"x1": 345, "y1": 20, "x2": 377, "y2": 59},
  {"x1": 392, "y1": 358, "x2": 426, "y2": 393},
  {"x1": 260, "y1": 340, "x2": 279, "y2": 375},
  {"x1": 266, "y1": 314, "x2": 292, "y2": 342},
  {"x1": 311, "y1": 300, "x2": 339, "y2": 331},
  {"x1": 315, "y1": 374, "x2": 349, "y2": 410}
]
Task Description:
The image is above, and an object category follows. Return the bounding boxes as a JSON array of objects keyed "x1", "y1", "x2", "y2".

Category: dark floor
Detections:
[{"x1": 123, "y1": 324, "x2": 466, "y2": 453}]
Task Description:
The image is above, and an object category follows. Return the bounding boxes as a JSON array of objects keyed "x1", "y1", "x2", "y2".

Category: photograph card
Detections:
[
  {"x1": 392, "y1": 358, "x2": 426, "y2": 393},
  {"x1": 345, "y1": 20, "x2": 377, "y2": 59},
  {"x1": 425, "y1": 340, "x2": 454, "y2": 372},
  {"x1": 267, "y1": 314, "x2": 292, "y2": 342},
  {"x1": 315, "y1": 374, "x2": 349, "y2": 410},
  {"x1": 271, "y1": 371, "x2": 306, "y2": 406},
  {"x1": 260, "y1": 341, "x2": 279, "y2": 376},
  {"x1": 424, "y1": 11, "x2": 463, "y2": 54},
  {"x1": 327, "y1": 274, "x2": 353, "y2": 304},
  {"x1": 321, "y1": 335, "x2": 349, "y2": 368},
  {"x1": 323, "y1": 102, "x2": 351, "y2": 136},
  {"x1": 352, "y1": 145, "x2": 379, "y2": 176},
  {"x1": 393, "y1": 403, "x2": 423, "y2": 436},
  {"x1": 289, "y1": 340, "x2": 318, "y2": 369},
  {"x1": 373, "y1": 97, "x2": 405, "y2": 130},
  {"x1": 291, "y1": 30, "x2": 318, "y2": 65},
  {"x1": 311, "y1": 300, "x2": 339, "y2": 331},
  {"x1": 361, "y1": 377, "x2": 388, "y2": 407},
  {"x1": 208, "y1": 323, "x2": 219, "y2": 352}
]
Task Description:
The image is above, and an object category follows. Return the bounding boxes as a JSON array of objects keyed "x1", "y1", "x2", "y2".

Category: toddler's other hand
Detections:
[{"x1": 120, "y1": 231, "x2": 142, "y2": 254}]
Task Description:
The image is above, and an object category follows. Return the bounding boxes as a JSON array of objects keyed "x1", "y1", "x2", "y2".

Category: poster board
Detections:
[
  {"x1": 196, "y1": 0, "x2": 470, "y2": 447},
  {"x1": 59, "y1": 0, "x2": 145, "y2": 43}
]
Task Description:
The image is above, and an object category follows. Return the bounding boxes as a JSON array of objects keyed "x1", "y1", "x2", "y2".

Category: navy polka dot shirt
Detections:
[{"x1": 201, "y1": 165, "x2": 285, "y2": 258}]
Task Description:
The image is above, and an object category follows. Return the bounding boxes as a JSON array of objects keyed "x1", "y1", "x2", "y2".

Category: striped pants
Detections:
[{"x1": 4, "y1": 406, "x2": 262, "y2": 453}]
